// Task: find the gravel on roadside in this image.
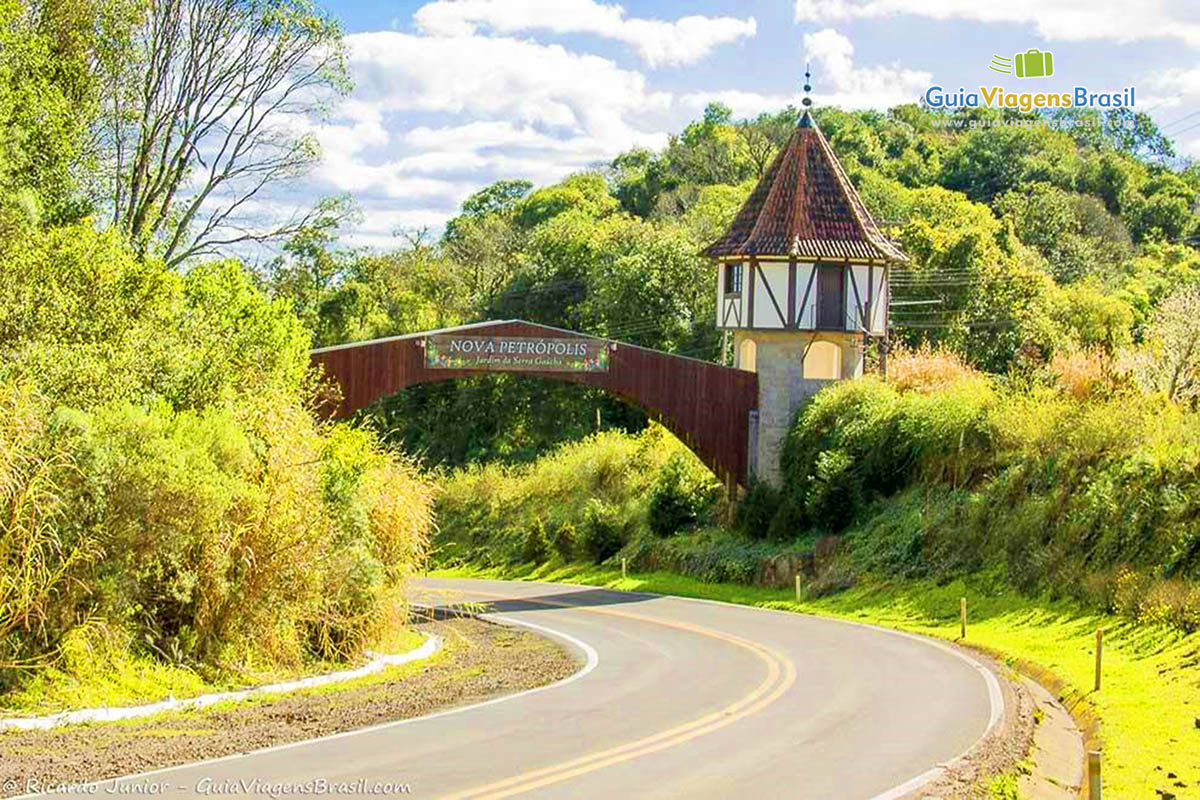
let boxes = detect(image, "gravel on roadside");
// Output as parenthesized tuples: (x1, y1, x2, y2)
(0, 618, 579, 796)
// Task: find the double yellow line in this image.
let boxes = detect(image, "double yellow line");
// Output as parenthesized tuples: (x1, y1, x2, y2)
(440, 591, 798, 800)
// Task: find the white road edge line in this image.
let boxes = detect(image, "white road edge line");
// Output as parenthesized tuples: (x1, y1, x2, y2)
(460, 578, 1006, 800)
(0, 636, 443, 732)
(9, 613, 600, 800)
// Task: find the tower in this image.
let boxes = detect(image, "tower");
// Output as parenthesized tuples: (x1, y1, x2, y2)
(702, 69, 907, 486)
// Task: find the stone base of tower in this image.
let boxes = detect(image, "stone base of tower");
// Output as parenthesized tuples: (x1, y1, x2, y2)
(733, 330, 865, 487)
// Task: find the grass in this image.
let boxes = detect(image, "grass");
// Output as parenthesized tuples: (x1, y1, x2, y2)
(0, 628, 428, 717)
(433, 561, 1200, 799)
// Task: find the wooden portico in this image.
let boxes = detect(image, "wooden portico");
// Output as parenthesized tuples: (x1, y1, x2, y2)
(311, 320, 760, 488)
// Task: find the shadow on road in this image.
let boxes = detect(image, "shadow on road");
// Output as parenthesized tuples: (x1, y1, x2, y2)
(415, 587, 654, 621)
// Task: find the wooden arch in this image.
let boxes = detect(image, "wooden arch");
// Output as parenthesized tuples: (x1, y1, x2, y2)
(311, 320, 759, 486)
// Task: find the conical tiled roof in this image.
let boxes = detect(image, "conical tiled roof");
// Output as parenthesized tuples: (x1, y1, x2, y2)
(702, 112, 906, 262)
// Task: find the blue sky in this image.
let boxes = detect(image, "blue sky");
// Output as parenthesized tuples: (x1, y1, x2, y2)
(281, 0, 1200, 249)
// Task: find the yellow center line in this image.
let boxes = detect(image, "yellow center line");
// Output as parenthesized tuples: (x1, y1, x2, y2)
(434, 589, 798, 800)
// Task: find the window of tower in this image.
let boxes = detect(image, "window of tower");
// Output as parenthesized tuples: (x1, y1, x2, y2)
(738, 338, 756, 373)
(803, 340, 841, 380)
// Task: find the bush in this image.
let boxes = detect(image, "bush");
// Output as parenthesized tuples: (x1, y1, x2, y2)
(647, 454, 719, 536)
(434, 425, 716, 565)
(581, 500, 626, 563)
(736, 482, 780, 540)
(0, 232, 437, 690)
(551, 521, 576, 561)
(775, 376, 997, 533)
(522, 518, 550, 564)
(887, 343, 979, 393)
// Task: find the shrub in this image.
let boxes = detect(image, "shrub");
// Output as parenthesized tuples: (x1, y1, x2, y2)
(581, 499, 625, 563)
(434, 425, 715, 565)
(887, 343, 979, 393)
(522, 518, 550, 564)
(1050, 348, 1112, 399)
(647, 453, 719, 537)
(736, 482, 781, 540)
(551, 521, 576, 561)
(0, 234, 437, 689)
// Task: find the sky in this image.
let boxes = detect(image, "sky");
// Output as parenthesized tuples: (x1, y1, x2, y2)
(284, 0, 1200, 249)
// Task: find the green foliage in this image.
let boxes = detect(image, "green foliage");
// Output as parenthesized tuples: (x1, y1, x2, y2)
(646, 453, 720, 537)
(0, 0, 102, 229)
(516, 173, 619, 229)
(551, 521, 576, 562)
(996, 182, 1132, 283)
(771, 369, 1200, 629)
(580, 499, 625, 564)
(0, 225, 309, 411)
(779, 377, 997, 531)
(1049, 281, 1134, 353)
(522, 518, 550, 564)
(735, 481, 782, 541)
(0, 226, 435, 696)
(626, 528, 804, 586)
(433, 425, 716, 566)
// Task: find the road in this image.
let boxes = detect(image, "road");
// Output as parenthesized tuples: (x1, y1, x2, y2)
(43, 578, 1002, 799)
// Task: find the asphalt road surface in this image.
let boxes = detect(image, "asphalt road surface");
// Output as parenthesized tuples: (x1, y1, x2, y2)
(37, 577, 1001, 800)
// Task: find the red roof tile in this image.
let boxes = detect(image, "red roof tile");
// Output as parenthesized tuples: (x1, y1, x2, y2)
(702, 113, 906, 263)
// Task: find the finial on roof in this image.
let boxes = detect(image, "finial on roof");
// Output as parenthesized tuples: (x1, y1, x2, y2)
(800, 62, 816, 127)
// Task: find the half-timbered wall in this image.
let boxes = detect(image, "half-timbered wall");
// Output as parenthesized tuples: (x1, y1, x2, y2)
(717, 260, 747, 328)
(752, 261, 789, 329)
(718, 259, 889, 336)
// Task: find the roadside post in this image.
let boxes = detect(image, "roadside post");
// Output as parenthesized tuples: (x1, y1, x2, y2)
(1088, 750, 1101, 799)
(795, 574, 802, 603)
(1094, 628, 1103, 692)
(621, 558, 627, 579)
(960, 597, 967, 639)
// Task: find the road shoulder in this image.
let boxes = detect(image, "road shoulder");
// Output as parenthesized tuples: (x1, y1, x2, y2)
(0, 618, 579, 798)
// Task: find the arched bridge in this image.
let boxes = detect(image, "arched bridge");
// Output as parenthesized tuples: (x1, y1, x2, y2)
(311, 320, 759, 487)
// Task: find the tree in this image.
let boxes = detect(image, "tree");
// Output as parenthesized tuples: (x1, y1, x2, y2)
(996, 183, 1133, 283)
(0, 0, 109, 230)
(101, 0, 349, 267)
(516, 173, 618, 230)
(1104, 109, 1174, 159)
(1125, 285, 1200, 406)
(736, 108, 798, 178)
(443, 180, 531, 307)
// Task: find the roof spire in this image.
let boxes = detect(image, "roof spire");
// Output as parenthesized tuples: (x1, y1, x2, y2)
(800, 62, 816, 128)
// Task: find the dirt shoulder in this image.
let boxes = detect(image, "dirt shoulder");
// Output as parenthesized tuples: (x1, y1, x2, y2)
(0, 618, 579, 797)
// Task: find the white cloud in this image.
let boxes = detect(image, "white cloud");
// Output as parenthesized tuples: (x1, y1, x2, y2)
(303, 31, 674, 241)
(414, 0, 756, 67)
(804, 28, 930, 109)
(794, 0, 1200, 47)
(1146, 66, 1200, 158)
(679, 90, 798, 118)
(684, 30, 929, 116)
(346, 32, 670, 141)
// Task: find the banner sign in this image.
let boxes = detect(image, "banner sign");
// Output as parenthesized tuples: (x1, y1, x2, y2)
(424, 335, 610, 372)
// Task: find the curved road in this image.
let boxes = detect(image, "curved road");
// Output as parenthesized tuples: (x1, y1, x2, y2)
(55, 578, 1001, 799)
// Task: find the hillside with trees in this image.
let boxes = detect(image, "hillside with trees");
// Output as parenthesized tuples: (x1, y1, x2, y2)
(0, 0, 432, 708)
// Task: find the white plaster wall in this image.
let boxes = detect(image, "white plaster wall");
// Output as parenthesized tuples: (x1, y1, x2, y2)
(752, 263, 789, 329)
(795, 263, 815, 329)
